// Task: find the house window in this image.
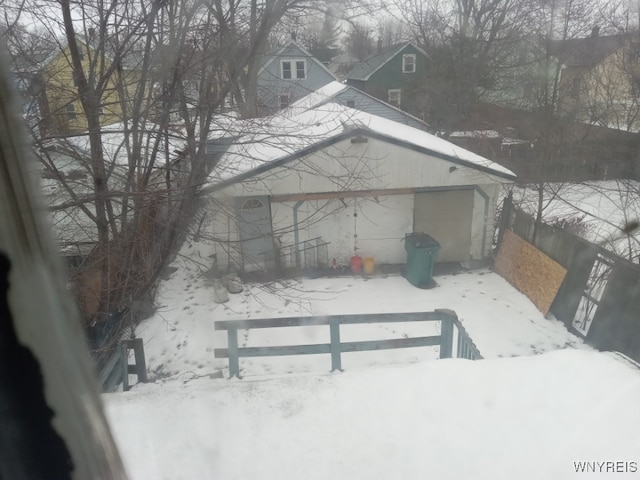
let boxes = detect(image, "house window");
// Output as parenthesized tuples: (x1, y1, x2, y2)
(280, 95, 290, 109)
(66, 103, 76, 120)
(296, 61, 306, 79)
(97, 105, 104, 115)
(346, 100, 355, 108)
(241, 198, 264, 210)
(570, 77, 581, 98)
(281, 59, 306, 79)
(282, 61, 291, 79)
(388, 89, 401, 107)
(402, 54, 416, 73)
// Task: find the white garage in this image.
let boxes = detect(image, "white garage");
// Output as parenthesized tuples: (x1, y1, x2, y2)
(203, 103, 514, 272)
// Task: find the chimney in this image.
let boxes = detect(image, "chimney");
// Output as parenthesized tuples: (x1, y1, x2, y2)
(591, 25, 600, 38)
(377, 38, 383, 53)
(291, 31, 297, 42)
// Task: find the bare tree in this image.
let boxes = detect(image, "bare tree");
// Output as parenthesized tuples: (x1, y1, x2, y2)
(0, 0, 317, 327)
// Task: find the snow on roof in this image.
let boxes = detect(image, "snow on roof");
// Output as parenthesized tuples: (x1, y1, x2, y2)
(66, 121, 186, 167)
(449, 130, 501, 139)
(288, 81, 348, 111)
(206, 103, 515, 187)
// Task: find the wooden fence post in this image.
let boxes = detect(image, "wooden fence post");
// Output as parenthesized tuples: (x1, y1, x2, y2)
(437, 310, 455, 359)
(120, 342, 129, 392)
(497, 191, 513, 250)
(329, 317, 342, 372)
(227, 327, 240, 378)
(131, 338, 148, 383)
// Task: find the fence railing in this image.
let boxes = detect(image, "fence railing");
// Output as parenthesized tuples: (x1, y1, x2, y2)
(498, 194, 640, 364)
(97, 338, 148, 392)
(215, 309, 482, 378)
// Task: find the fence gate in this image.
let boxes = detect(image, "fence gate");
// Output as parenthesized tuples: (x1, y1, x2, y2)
(571, 253, 613, 336)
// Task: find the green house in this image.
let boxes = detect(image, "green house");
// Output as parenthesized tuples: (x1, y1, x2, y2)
(345, 42, 429, 112)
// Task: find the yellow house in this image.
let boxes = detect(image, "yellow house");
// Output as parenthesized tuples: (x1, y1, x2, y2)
(553, 32, 640, 131)
(38, 39, 142, 135)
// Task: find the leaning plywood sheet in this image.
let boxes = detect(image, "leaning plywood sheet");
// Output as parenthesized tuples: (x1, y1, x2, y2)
(494, 230, 567, 315)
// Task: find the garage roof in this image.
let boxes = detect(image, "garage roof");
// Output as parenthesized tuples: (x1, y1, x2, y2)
(204, 103, 516, 192)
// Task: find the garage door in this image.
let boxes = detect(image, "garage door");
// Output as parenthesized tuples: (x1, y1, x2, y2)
(413, 190, 473, 262)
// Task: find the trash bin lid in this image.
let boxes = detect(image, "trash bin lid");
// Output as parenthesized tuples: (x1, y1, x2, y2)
(405, 232, 440, 248)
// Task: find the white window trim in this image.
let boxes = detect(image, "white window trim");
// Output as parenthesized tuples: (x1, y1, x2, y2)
(280, 59, 307, 80)
(388, 89, 401, 106)
(402, 54, 416, 73)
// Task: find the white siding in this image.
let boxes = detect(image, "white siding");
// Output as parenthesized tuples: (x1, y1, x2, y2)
(216, 137, 506, 198)
(211, 137, 509, 267)
(257, 43, 336, 113)
(332, 90, 428, 130)
(271, 195, 414, 266)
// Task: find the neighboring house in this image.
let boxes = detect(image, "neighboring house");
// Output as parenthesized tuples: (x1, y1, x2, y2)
(10, 50, 51, 135)
(41, 122, 187, 257)
(257, 39, 338, 114)
(37, 39, 142, 135)
(345, 42, 428, 113)
(203, 104, 515, 273)
(480, 38, 557, 112)
(289, 81, 431, 131)
(551, 31, 640, 131)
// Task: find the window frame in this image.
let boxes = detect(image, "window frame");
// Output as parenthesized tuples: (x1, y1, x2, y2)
(402, 54, 416, 73)
(388, 89, 402, 107)
(280, 59, 307, 80)
(241, 198, 265, 210)
(65, 102, 76, 120)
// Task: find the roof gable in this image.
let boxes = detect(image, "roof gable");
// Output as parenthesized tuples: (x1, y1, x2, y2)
(258, 40, 338, 80)
(346, 42, 428, 82)
(289, 81, 430, 129)
(550, 34, 628, 67)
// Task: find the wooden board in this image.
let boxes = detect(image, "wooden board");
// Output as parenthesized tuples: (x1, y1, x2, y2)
(495, 230, 567, 315)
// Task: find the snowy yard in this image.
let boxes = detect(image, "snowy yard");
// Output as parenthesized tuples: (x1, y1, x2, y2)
(103, 239, 640, 479)
(105, 350, 640, 480)
(136, 240, 585, 382)
(509, 180, 640, 260)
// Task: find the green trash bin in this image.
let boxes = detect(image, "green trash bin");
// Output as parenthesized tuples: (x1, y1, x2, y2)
(404, 233, 440, 288)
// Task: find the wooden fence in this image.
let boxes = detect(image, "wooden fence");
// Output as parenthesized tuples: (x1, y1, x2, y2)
(499, 195, 640, 363)
(215, 309, 481, 378)
(97, 338, 148, 392)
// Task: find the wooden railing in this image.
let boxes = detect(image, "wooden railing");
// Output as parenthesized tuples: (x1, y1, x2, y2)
(215, 309, 482, 378)
(97, 338, 148, 392)
(453, 316, 483, 360)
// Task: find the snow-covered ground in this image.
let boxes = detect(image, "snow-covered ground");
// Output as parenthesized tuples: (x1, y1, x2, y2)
(102, 236, 640, 479)
(136, 240, 585, 383)
(105, 349, 640, 480)
(509, 180, 640, 260)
